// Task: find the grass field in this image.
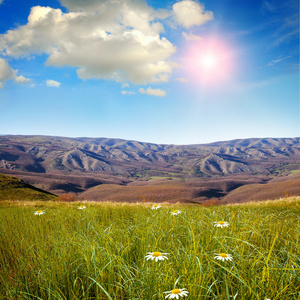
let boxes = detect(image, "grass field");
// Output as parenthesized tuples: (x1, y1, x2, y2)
(0, 174, 57, 201)
(0, 198, 299, 299)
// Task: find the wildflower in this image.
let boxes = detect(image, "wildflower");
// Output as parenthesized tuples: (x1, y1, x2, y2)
(34, 210, 45, 215)
(214, 253, 233, 262)
(78, 205, 86, 210)
(152, 204, 162, 210)
(145, 252, 168, 262)
(164, 288, 189, 299)
(171, 210, 181, 215)
(214, 221, 229, 228)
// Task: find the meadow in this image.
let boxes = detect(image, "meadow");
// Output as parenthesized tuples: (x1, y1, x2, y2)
(0, 198, 299, 299)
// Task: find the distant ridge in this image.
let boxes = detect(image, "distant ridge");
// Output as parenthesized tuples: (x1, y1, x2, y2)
(0, 135, 299, 175)
(0, 135, 300, 202)
(204, 137, 300, 148)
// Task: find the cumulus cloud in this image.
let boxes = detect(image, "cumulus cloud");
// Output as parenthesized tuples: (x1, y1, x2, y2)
(0, 1, 176, 85)
(0, 59, 14, 82)
(173, 1, 213, 28)
(138, 87, 166, 97)
(182, 32, 202, 41)
(0, 58, 30, 88)
(46, 79, 61, 87)
(15, 75, 31, 84)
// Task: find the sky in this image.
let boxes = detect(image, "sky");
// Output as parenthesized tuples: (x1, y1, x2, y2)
(0, 0, 299, 145)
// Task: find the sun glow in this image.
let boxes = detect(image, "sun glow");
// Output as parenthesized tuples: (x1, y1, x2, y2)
(184, 37, 234, 86)
(200, 54, 218, 70)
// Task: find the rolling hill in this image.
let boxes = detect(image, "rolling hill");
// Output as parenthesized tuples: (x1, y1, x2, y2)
(221, 173, 300, 204)
(1, 135, 299, 177)
(0, 135, 300, 203)
(0, 173, 57, 201)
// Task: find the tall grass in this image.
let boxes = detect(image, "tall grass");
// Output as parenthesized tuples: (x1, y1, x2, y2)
(0, 198, 299, 299)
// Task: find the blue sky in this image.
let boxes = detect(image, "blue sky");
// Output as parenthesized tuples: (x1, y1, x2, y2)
(0, 0, 299, 144)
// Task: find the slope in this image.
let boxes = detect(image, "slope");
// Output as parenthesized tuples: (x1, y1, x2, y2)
(221, 173, 300, 204)
(0, 173, 58, 201)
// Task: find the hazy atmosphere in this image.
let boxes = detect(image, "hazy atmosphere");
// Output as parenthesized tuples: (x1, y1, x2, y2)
(0, 0, 299, 144)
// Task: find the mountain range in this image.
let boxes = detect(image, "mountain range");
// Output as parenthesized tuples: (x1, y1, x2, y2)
(0, 135, 300, 203)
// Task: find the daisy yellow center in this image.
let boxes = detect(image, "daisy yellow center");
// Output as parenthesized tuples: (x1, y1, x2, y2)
(218, 221, 225, 225)
(37, 210, 42, 213)
(220, 253, 228, 257)
(154, 204, 158, 207)
(173, 210, 178, 213)
(152, 252, 162, 257)
(171, 289, 181, 294)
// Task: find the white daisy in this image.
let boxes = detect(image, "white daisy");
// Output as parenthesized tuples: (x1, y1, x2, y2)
(171, 210, 181, 215)
(214, 221, 229, 228)
(151, 204, 162, 210)
(164, 288, 189, 299)
(78, 205, 86, 210)
(34, 210, 45, 215)
(145, 252, 168, 262)
(214, 253, 233, 262)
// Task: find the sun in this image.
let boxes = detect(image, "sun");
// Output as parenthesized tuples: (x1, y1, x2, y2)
(184, 37, 234, 86)
(199, 53, 218, 71)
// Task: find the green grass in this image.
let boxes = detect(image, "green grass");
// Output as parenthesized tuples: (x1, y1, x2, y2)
(0, 173, 57, 201)
(0, 198, 299, 299)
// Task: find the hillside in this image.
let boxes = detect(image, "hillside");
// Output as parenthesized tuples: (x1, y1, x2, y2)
(0, 173, 57, 201)
(0, 135, 300, 202)
(80, 175, 269, 203)
(1, 135, 299, 178)
(221, 173, 300, 204)
(0, 169, 130, 194)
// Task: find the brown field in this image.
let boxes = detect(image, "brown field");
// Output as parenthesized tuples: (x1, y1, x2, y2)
(1, 169, 300, 205)
(79, 184, 192, 203)
(80, 173, 300, 204)
(0, 169, 129, 194)
(221, 176, 300, 204)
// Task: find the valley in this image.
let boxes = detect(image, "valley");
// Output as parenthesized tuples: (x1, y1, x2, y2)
(1, 135, 300, 203)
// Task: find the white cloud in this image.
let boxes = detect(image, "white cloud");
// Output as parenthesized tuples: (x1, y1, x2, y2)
(176, 77, 188, 83)
(0, 1, 176, 85)
(0, 58, 30, 88)
(46, 79, 61, 87)
(15, 75, 31, 84)
(122, 90, 135, 95)
(0, 59, 14, 82)
(182, 32, 202, 41)
(122, 83, 130, 88)
(138, 87, 166, 97)
(173, 1, 213, 28)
